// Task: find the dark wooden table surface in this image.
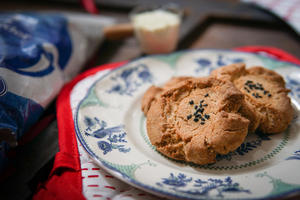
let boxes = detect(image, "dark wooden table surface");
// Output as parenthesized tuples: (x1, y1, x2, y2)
(1, 0, 300, 199)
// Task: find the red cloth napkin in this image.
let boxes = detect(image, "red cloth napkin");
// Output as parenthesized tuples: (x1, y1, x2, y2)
(235, 46, 300, 65)
(33, 47, 300, 200)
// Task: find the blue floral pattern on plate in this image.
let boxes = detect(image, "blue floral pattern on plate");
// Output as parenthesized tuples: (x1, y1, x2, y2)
(156, 173, 250, 198)
(84, 116, 130, 154)
(107, 63, 153, 96)
(286, 150, 300, 160)
(195, 54, 244, 73)
(286, 75, 300, 101)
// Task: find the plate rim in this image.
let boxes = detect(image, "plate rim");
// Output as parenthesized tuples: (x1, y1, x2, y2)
(74, 48, 300, 200)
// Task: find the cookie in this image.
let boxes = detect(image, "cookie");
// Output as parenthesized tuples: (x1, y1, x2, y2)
(211, 63, 293, 134)
(146, 77, 249, 165)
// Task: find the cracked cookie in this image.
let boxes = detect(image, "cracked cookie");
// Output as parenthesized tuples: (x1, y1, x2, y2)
(211, 63, 293, 134)
(145, 77, 249, 165)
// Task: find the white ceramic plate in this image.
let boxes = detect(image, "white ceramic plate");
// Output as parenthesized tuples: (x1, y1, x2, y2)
(74, 49, 300, 200)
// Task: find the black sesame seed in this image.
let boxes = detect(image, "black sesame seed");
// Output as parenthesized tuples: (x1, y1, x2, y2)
(203, 104, 208, 107)
(200, 100, 204, 104)
(201, 117, 205, 121)
(189, 100, 194, 105)
(187, 115, 192, 120)
(204, 114, 210, 119)
(194, 105, 198, 109)
(204, 94, 209, 97)
(246, 80, 253, 85)
(200, 108, 204, 113)
(200, 122, 205, 125)
(194, 118, 199, 122)
(195, 114, 201, 118)
(268, 94, 272, 97)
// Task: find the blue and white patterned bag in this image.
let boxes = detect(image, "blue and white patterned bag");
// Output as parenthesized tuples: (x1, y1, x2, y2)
(0, 12, 114, 172)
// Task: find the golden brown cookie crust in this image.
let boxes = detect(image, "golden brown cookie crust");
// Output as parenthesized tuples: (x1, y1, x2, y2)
(141, 76, 193, 116)
(146, 77, 249, 165)
(211, 63, 293, 134)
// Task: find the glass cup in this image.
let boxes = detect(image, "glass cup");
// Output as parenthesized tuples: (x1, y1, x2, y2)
(130, 4, 182, 54)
